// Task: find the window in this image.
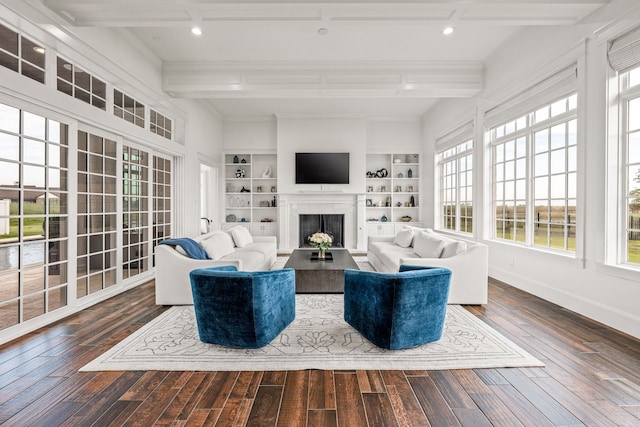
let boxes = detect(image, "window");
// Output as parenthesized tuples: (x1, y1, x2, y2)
(437, 139, 473, 233)
(152, 155, 172, 265)
(0, 23, 46, 83)
(76, 131, 118, 297)
(150, 109, 172, 140)
(114, 90, 145, 128)
(123, 146, 150, 278)
(489, 93, 577, 252)
(607, 27, 640, 267)
(620, 66, 640, 264)
(0, 103, 69, 330)
(56, 58, 107, 110)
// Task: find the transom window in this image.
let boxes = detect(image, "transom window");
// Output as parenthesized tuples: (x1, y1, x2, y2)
(489, 93, 577, 252)
(0, 23, 46, 84)
(114, 90, 145, 128)
(150, 109, 172, 141)
(56, 58, 107, 111)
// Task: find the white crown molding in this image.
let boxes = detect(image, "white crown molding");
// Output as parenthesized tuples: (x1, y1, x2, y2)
(42, 0, 606, 27)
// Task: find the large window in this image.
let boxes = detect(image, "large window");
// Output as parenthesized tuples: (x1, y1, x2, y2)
(152, 155, 172, 265)
(489, 93, 577, 252)
(0, 103, 69, 330)
(621, 66, 640, 264)
(76, 131, 118, 298)
(123, 146, 150, 279)
(438, 139, 473, 233)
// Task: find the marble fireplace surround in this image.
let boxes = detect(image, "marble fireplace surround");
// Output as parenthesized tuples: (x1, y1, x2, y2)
(277, 193, 366, 251)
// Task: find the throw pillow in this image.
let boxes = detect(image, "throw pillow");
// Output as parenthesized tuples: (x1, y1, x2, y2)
(440, 236, 468, 258)
(393, 228, 414, 248)
(413, 231, 445, 258)
(229, 226, 253, 248)
(200, 231, 235, 260)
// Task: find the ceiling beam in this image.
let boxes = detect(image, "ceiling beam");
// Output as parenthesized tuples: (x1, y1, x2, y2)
(162, 61, 484, 99)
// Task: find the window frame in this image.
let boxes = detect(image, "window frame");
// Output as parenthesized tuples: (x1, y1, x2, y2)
(488, 93, 578, 253)
(436, 138, 474, 235)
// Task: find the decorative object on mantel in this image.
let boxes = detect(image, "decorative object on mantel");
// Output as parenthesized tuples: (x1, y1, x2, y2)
(401, 216, 412, 222)
(262, 165, 272, 178)
(308, 232, 332, 260)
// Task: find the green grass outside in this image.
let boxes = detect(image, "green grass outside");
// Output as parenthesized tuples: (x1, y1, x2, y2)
(0, 202, 59, 239)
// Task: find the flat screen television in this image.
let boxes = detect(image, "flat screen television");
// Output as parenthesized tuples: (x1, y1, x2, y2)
(295, 152, 350, 184)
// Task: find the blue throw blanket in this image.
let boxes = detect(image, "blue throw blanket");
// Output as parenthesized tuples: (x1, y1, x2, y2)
(160, 238, 210, 260)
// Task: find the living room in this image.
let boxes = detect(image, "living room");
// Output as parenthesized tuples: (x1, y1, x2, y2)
(0, 1, 640, 348)
(1, 0, 640, 424)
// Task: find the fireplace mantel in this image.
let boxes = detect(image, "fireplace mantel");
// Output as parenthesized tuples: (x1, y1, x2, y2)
(277, 193, 366, 251)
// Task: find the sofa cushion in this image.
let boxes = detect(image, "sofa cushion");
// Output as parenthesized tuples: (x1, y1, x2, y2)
(369, 241, 413, 259)
(413, 231, 445, 258)
(440, 236, 468, 258)
(378, 249, 420, 270)
(242, 242, 275, 258)
(393, 228, 414, 248)
(220, 251, 265, 271)
(229, 226, 253, 248)
(201, 231, 235, 260)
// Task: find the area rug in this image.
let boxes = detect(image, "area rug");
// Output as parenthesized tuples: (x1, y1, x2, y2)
(80, 294, 543, 372)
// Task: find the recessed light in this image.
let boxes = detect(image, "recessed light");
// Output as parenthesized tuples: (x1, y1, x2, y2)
(32, 46, 45, 54)
(191, 26, 202, 36)
(442, 26, 454, 36)
(318, 28, 328, 36)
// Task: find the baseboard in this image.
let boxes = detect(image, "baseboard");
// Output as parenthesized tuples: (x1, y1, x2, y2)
(489, 266, 640, 339)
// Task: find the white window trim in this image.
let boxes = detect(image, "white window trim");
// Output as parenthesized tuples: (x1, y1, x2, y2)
(436, 121, 474, 234)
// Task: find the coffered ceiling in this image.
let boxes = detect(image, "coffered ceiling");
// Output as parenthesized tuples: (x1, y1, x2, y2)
(40, 0, 608, 118)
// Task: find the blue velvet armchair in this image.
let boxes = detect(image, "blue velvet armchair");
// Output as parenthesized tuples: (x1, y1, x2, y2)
(189, 266, 296, 348)
(343, 265, 452, 350)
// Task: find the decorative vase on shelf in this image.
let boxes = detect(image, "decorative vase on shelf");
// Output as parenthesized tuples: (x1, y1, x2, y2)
(233, 155, 239, 163)
(407, 168, 413, 178)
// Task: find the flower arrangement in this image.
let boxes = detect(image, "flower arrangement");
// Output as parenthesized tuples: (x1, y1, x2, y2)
(308, 232, 332, 252)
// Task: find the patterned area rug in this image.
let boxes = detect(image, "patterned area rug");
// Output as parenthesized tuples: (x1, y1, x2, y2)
(81, 294, 543, 372)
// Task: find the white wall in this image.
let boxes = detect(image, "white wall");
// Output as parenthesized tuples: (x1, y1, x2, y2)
(422, 0, 640, 338)
(276, 117, 367, 194)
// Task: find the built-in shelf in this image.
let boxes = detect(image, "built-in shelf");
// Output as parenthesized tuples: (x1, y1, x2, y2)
(366, 153, 420, 227)
(224, 152, 278, 237)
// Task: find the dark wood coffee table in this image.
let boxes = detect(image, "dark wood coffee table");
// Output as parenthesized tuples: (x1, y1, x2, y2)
(284, 248, 359, 293)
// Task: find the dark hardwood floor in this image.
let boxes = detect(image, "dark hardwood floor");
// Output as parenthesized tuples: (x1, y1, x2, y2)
(1, 278, 639, 426)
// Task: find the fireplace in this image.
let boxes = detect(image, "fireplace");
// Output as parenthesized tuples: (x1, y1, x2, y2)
(299, 214, 344, 248)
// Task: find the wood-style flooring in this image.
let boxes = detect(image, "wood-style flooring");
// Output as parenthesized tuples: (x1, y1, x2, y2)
(1, 278, 639, 426)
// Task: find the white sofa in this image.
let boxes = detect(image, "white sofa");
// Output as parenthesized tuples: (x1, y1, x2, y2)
(367, 227, 488, 304)
(155, 228, 277, 305)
